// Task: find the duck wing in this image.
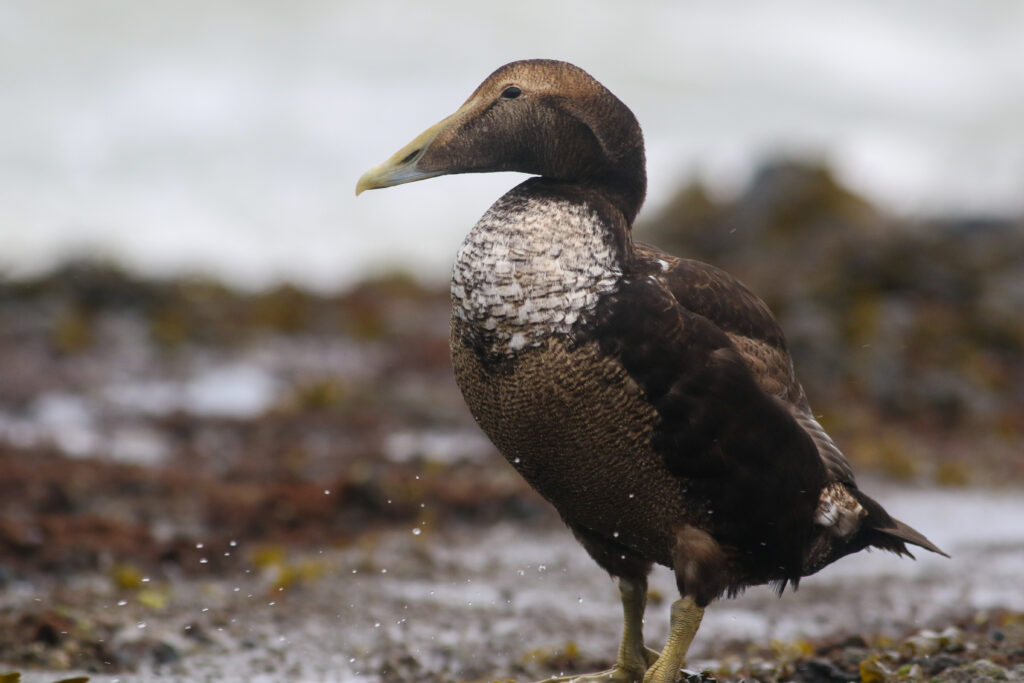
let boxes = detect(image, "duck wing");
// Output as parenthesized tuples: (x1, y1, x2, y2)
(582, 271, 830, 578)
(632, 241, 857, 485)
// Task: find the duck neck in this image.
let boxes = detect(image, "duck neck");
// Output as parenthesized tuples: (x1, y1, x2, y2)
(585, 161, 646, 226)
(554, 97, 647, 225)
(494, 82, 649, 226)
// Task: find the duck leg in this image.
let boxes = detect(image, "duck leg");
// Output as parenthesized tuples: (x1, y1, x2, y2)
(641, 597, 705, 683)
(535, 575, 655, 683)
(641, 524, 723, 682)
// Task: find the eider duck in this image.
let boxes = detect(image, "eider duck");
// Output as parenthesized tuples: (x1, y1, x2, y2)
(357, 59, 946, 683)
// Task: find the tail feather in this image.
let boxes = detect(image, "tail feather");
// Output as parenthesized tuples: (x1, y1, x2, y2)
(851, 488, 949, 558)
(875, 518, 949, 558)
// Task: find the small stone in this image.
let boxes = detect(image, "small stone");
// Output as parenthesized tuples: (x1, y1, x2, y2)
(900, 631, 942, 657)
(836, 646, 870, 671)
(793, 657, 858, 682)
(943, 659, 1011, 682)
(151, 640, 181, 665)
(938, 625, 965, 650)
(918, 653, 961, 676)
(859, 654, 894, 683)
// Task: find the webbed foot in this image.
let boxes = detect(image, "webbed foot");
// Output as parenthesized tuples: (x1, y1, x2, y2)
(532, 576, 657, 683)
(642, 666, 715, 683)
(535, 664, 646, 683)
(531, 641, 655, 682)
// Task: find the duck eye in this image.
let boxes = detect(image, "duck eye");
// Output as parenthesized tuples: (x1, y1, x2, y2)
(501, 86, 522, 99)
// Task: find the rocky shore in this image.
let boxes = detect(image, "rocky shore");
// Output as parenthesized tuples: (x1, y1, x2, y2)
(2, 162, 1022, 681)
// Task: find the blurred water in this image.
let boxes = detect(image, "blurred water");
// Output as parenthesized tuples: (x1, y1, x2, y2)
(2, 0, 1022, 290)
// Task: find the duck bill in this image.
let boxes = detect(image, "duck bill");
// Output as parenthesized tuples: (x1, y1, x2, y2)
(355, 111, 460, 195)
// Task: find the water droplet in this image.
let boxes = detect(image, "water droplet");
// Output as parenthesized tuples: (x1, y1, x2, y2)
(538, 564, 547, 573)
(577, 596, 584, 604)
(137, 622, 147, 629)
(351, 569, 358, 574)
(324, 489, 331, 495)
(195, 542, 204, 549)
(229, 540, 238, 547)
(199, 558, 208, 564)
(513, 457, 521, 463)
(381, 568, 387, 574)
(350, 658, 356, 663)
(141, 577, 151, 583)
(411, 528, 422, 536)
(268, 601, 276, 606)
(612, 531, 619, 538)
(117, 600, 127, 607)
(233, 587, 240, 592)
(374, 622, 381, 628)
(628, 493, 635, 499)
(201, 607, 209, 612)
(516, 569, 525, 576)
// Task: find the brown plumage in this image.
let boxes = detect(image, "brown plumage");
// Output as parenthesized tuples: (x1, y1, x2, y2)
(358, 59, 946, 683)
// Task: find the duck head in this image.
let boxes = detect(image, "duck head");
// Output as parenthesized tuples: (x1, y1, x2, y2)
(356, 59, 647, 223)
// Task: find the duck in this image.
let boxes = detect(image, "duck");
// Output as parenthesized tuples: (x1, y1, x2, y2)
(356, 59, 946, 683)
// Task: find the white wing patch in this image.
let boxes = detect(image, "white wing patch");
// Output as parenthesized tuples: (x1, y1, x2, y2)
(814, 482, 866, 538)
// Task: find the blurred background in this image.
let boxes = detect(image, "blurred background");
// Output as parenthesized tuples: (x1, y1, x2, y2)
(1, 1, 1023, 681)
(3, 1, 1023, 287)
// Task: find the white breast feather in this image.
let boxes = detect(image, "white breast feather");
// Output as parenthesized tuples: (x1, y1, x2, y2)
(452, 191, 621, 356)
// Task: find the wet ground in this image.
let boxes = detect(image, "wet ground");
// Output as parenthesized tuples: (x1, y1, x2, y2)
(1, 265, 1023, 682)
(4, 486, 1024, 683)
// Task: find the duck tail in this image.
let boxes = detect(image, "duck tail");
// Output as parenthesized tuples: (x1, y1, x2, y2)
(852, 489, 949, 558)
